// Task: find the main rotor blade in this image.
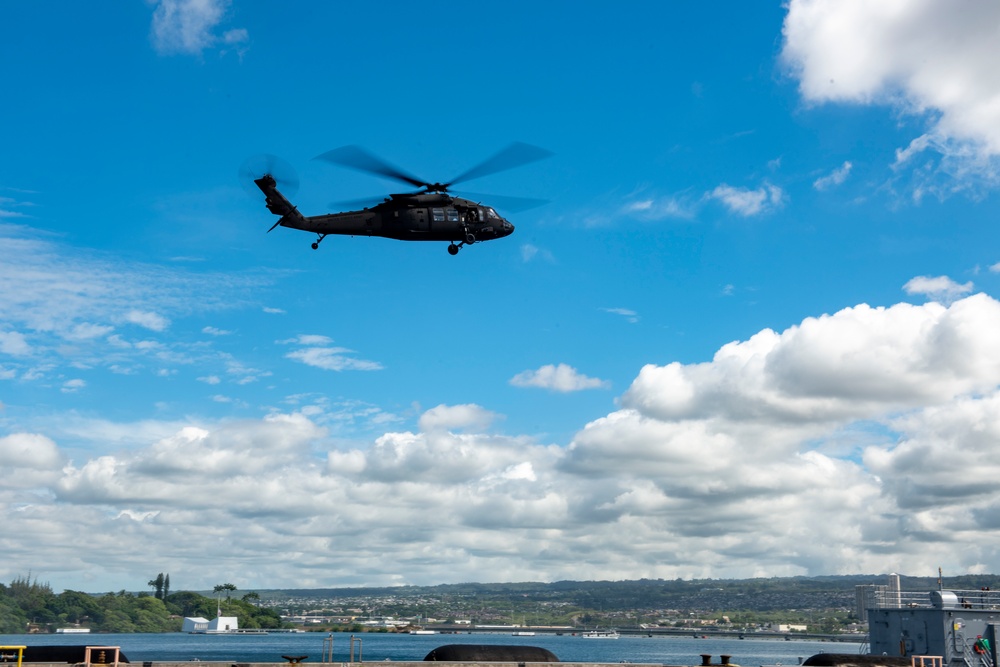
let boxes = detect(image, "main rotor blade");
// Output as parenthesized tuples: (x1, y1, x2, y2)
(313, 145, 428, 189)
(447, 142, 553, 187)
(327, 195, 390, 210)
(460, 191, 550, 213)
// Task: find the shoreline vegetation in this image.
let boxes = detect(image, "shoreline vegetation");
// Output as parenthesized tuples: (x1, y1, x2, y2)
(4, 572, 1000, 636)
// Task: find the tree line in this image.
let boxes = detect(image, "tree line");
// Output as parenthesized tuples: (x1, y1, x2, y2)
(0, 574, 283, 634)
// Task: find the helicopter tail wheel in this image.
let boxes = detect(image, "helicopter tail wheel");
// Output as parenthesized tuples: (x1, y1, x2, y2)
(311, 234, 328, 250)
(447, 243, 460, 256)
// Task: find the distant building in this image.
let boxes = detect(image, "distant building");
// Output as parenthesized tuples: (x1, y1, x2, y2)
(855, 583, 888, 622)
(208, 616, 238, 633)
(768, 623, 807, 632)
(183, 615, 239, 633)
(182, 617, 210, 633)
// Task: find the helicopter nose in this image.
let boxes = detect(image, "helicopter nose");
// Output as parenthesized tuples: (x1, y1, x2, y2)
(502, 220, 514, 236)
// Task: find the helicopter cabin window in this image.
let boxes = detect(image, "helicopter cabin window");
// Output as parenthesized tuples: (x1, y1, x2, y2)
(431, 208, 445, 222)
(446, 208, 460, 222)
(486, 207, 500, 219)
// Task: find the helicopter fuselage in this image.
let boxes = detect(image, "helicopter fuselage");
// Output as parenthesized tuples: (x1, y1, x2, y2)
(292, 194, 514, 243)
(254, 175, 514, 253)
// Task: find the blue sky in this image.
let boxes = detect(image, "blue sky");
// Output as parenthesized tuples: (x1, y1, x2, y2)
(5, 0, 1000, 593)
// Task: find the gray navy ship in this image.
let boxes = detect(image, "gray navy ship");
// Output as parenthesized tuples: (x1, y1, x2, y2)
(813, 574, 1000, 667)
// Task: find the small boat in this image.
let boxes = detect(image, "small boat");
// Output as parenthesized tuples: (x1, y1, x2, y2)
(512, 631, 536, 636)
(582, 629, 620, 639)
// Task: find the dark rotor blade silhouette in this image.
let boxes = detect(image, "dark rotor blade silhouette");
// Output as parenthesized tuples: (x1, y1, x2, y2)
(459, 191, 550, 213)
(327, 195, 390, 210)
(313, 145, 428, 189)
(238, 154, 299, 198)
(446, 142, 553, 188)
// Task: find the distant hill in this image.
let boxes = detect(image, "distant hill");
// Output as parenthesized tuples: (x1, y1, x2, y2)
(243, 573, 1000, 612)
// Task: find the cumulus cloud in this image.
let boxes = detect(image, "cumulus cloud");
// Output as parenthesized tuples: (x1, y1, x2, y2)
(10, 294, 1000, 590)
(782, 0, 1000, 191)
(510, 364, 610, 392)
(149, 0, 249, 56)
(0, 433, 63, 469)
(903, 275, 974, 304)
(418, 404, 497, 433)
(814, 161, 853, 190)
(709, 183, 784, 216)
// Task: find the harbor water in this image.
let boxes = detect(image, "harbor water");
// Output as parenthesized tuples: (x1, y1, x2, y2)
(0, 632, 861, 665)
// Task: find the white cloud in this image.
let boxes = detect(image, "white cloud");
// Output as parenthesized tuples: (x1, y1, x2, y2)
(197, 375, 221, 385)
(520, 244, 554, 263)
(418, 404, 498, 433)
(124, 310, 170, 332)
(709, 183, 784, 216)
(61, 379, 86, 393)
(782, 0, 1000, 191)
(202, 326, 232, 336)
(0, 330, 31, 356)
(989, 263, 1000, 274)
(68, 323, 115, 340)
(281, 334, 382, 372)
(813, 161, 853, 190)
(149, 0, 248, 56)
(0, 433, 63, 469)
(622, 195, 696, 220)
(903, 275, 974, 304)
(12, 295, 1000, 590)
(0, 225, 273, 384)
(286, 347, 383, 372)
(602, 307, 639, 324)
(511, 364, 610, 393)
(279, 334, 333, 346)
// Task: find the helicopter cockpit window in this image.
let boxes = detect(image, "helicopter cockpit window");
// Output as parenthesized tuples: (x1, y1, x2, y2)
(446, 208, 460, 222)
(486, 207, 500, 219)
(432, 208, 445, 222)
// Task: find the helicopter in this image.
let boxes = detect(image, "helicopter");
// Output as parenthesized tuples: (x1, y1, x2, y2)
(241, 143, 551, 256)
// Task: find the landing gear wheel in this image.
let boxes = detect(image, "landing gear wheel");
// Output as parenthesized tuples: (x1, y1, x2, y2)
(447, 244, 460, 256)
(311, 242, 319, 250)
(311, 233, 328, 250)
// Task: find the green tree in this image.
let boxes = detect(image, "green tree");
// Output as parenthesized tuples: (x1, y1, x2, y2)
(148, 573, 165, 600)
(213, 583, 237, 600)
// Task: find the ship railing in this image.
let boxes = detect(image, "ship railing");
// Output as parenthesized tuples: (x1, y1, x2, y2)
(872, 589, 1000, 610)
(962, 638, 994, 667)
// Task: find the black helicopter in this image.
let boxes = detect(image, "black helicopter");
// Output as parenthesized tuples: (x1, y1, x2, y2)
(242, 143, 551, 255)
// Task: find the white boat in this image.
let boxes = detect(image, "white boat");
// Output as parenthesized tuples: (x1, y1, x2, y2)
(582, 629, 620, 639)
(512, 631, 536, 636)
(409, 630, 437, 635)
